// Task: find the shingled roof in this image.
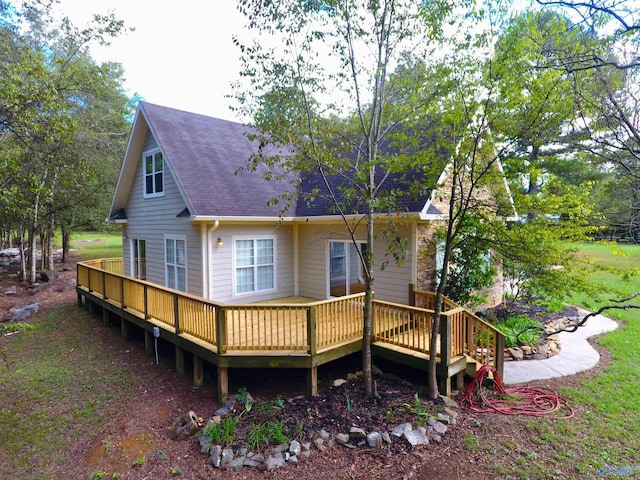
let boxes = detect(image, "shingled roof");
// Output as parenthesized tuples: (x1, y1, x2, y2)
(110, 102, 443, 221)
(142, 102, 296, 217)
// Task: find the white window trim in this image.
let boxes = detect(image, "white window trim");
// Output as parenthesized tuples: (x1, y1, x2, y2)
(142, 148, 165, 199)
(327, 239, 366, 298)
(129, 238, 146, 280)
(164, 235, 187, 292)
(232, 235, 277, 297)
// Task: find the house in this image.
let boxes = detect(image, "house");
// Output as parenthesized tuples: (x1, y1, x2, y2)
(107, 102, 511, 308)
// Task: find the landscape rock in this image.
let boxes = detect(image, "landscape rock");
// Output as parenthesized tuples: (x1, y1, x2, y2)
(248, 453, 265, 463)
(7, 303, 40, 321)
(335, 433, 350, 445)
(349, 427, 366, 439)
(439, 395, 458, 409)
(431, 421, 448, 435)
(392, 422, 413, 438)
(4, 285, 17, 295)
(214, 398, 236, 418)
(333, 378, 347, 387)
(39, 270, 60, 282)
(436, 413, 451, 424)
(273, 444, 287, 454)
(221, 448, 234, 466)
(266, 453, 286, 470)
(198, 436, 211, 453)
(404, 428, 429, 447)
(289, 440, 301, 456)
(169, 411, 199, 440)
(227, 457, 245, 469)
(243, 457, 263, 468)
(366, 432, 383, 449)
(313, 438, 326, 451)
(209, 445, 222, 468)
(508, 347, 524, 361)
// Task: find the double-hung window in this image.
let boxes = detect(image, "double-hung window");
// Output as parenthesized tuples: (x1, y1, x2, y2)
(143, 150, 164, 197)
(234, 238, 275, 295)
(165, 236, 186, 291)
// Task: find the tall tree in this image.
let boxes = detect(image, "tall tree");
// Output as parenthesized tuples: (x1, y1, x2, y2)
(0, 0, 131, 279)
(234, 0, 469, 397)
(529, 1, 640, 239)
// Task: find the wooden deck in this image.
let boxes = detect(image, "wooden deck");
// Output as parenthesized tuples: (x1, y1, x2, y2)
(76, 258, 504, 399)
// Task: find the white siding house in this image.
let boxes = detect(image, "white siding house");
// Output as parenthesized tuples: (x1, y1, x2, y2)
(108, 102, 510, 307)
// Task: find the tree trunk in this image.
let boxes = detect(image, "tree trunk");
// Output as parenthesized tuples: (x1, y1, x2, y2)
(427, 181, 457, 400)
(29, 216, 39, 284)
(526, 145, 540, 221)
(18, 223, 27, 283)
(48, 212, 55, 270)
(61, 225, 71, 263)
(361, 209, 375, 397)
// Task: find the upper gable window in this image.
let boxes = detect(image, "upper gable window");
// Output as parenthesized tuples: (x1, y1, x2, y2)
(143, 150, 164, 198)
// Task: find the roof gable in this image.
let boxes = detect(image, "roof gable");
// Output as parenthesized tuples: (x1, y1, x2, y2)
(111, 103, 514, 222)
(141, 102, 294, 218)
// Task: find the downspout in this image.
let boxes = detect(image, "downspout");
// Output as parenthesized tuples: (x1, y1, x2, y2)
(202, 220, 220, 299)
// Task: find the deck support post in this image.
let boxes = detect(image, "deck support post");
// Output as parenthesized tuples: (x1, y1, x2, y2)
(77, 291, 83, 307)
(193, 355, 203, 387)
(87, 299, 94, 314)
(437, 375, 451, 397)
(495, 334, 505, 380)
(455, 370, 465, 391)
(175, 346, 185, 376)
(102, 308, 110, 327)
(120, 318, 131, 340)
(144, 330, 154, 356)
(307, 367, 318, 397)
(217, 367, 228, 402)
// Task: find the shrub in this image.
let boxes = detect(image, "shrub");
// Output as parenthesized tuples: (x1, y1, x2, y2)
(202, 414, 241, 446)
(496, 315, 543, 348)
(245, 420, 290, 452)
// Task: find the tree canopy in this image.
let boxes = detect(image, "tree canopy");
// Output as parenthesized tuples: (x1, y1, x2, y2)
(0, 0, 133, 278)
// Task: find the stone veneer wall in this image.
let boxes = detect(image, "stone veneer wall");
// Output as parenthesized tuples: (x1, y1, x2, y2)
(416, 220, 504, 309)
(415, 158, 510, 309)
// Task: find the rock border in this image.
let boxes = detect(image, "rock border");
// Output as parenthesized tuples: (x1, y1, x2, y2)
(503, 316, 581, 361)
(189, 391, 458, 472)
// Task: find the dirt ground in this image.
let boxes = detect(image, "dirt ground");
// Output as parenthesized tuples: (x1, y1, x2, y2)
(0, 255, 612, 480)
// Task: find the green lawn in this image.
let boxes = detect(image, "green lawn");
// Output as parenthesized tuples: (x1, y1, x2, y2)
(483, 242, 640, 479)
(69, 231, 123, 261)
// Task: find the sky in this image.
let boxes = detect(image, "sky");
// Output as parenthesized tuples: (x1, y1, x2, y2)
(56, 0, 247, 122)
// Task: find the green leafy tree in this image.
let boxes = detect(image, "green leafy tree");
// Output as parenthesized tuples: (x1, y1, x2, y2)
(0, 0, 131, 278)
(234, 0, 469, 397)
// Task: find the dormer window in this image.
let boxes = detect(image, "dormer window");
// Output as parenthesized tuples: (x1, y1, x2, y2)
(143, 150, 164, 197)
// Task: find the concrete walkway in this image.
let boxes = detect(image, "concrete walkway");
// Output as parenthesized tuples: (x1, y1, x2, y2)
(502, 310, 619, 385)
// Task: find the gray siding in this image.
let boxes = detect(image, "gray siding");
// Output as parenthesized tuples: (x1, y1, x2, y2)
(297, 222, 413, 304)
(209, 224, 295, 304)
(122, 132, 203, 296)
(297, 224, 332, 300)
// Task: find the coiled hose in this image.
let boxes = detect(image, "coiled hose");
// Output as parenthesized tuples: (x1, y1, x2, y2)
(461, 365, 574, 418)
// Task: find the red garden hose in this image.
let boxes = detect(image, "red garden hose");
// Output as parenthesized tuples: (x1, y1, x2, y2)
(461, 365, 574, 418)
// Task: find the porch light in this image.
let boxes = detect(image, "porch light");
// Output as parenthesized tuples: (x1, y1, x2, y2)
(216, 237, 223, 247)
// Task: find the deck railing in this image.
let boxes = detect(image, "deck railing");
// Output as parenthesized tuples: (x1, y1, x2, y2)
(77, 259, 503, 375)
(77, 259, 365, 355)
(411, 285, 504, 376)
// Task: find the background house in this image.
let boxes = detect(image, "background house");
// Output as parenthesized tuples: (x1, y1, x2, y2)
(108, 102, 509, 307)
